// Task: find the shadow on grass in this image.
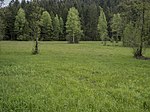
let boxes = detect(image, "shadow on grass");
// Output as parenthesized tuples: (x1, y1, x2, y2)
(135, 56, 150, 60)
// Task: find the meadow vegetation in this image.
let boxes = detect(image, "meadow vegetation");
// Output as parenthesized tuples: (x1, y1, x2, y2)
(0, 41, 150, 112)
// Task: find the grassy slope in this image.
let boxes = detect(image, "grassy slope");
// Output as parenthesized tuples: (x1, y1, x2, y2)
(0, 41, 150, 112)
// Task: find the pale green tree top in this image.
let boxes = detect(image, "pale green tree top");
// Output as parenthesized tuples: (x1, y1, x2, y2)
(40, 11, 52, 27)
(66, 7, 83, 35)
(15, 8, 26, 32)
(53, 14, 60, 33)
(97, 6, 108, 40)
(59, 17, 64, 34)
(111, 13, 122, 32)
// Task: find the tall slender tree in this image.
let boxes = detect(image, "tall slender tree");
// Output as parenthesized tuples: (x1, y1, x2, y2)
(97, 6, 108, 45)
(53, 14, 60, 40)
(66, 7, 83, 43)
(40, 11, 52, 41)
(14, 8, 28, 40)
(29, 0, 43, 54)
(111, 13, 122, 43)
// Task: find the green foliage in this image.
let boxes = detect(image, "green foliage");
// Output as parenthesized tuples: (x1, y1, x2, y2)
(14, 8, 28, 40)
(28, 1, 43, 39)
(121, 0, 150, 57)
(111, 13, 122, 42)
(0, 19, 5, 40)
(123, 23, 141, 47)
(53, 14, 60, 40)
(28, 1, 43, 54)
(1, 0, 150, 41)
(66, 7, 83, 43)
(59, 17, 64, 40)
(97, 6, 108, 45)
(3, 0, 20, 40)
(144, 6, 150, 45)
(40, 11, 52, 41)
(0, 41, 150, 112)
(0, 9, 5, 40)
(85, 3, 99, 40)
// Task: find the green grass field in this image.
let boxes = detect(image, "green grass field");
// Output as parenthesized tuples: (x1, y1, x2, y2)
(0, 41, 150, 112)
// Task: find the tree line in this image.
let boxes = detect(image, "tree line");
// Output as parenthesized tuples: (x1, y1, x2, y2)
(0, 0, 150, 57)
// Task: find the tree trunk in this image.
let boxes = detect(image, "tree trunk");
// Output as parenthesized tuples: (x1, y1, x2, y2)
(116, 33, 118, 43)
(104, 39, 106, 46)
(35, 36, 38, 53)
(135, 0, 145, 58)
(33, 32, 39, 55)
(73, 33, 75, 43)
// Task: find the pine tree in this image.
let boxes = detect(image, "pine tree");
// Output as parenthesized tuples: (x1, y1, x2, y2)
(111, 13, 122, 43)
(40, 11, 52, 40)
(53, 14, 60, 40)
(97, 6, 108, 45)
(66, 7, 83, 43)
(14, 8, 28, 40)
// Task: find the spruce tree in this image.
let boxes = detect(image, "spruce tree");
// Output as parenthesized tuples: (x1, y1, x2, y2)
(111, 13, 122, 43)
(40, 11, 52, 40)
(66, 7, 83, 43)
(14, 8, 28, 40)
(97, 6, 108, 45)
(53, 14, 60, 40)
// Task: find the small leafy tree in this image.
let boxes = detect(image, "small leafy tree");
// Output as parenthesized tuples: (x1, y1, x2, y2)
(29, 1, 43, 55)
(97, 6, 108, 46)
(123, 0, 150, 58)
(111, 13, 122, 43)
(53, 14, 60, 40)
(40, 11, 52, 40)
(66, 7, 83, 43)
(123, 22, 141, 48)
(14, 8, 28, 40)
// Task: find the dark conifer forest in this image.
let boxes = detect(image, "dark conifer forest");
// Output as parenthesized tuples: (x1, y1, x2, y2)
(0, 0, 149, 41)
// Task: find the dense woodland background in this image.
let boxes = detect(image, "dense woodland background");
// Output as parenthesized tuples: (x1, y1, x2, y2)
(0, 0, 149, 43)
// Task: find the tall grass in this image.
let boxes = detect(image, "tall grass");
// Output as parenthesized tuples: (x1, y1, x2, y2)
(0, 41, 150, 112)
